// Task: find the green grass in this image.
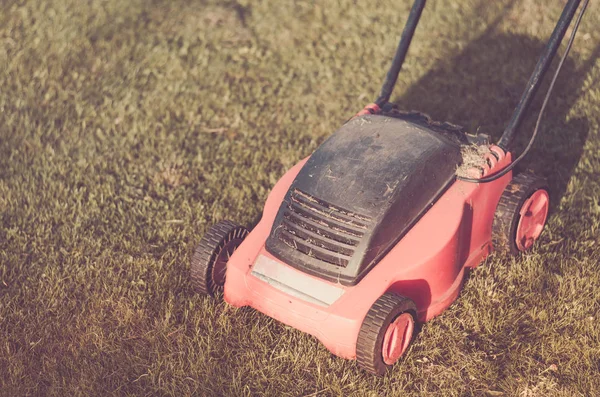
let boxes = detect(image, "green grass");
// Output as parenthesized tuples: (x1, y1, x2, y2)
(1, 0, 599, 395)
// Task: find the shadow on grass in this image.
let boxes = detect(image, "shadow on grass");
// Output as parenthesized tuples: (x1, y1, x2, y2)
(393, 28, 597, 212)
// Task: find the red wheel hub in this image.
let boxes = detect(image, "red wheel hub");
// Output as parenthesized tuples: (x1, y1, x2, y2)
(516, 189, 549, 251)
(382, 312, 414, 365)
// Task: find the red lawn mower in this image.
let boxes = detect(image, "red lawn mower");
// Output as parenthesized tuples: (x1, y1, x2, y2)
(190, 0, 589, 375)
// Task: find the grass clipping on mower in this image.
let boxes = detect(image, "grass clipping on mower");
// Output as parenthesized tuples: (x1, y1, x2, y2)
(456, 144, 493, 178)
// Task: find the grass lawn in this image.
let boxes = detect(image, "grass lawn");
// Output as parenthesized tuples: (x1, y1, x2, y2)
(1, 0, 599, 395)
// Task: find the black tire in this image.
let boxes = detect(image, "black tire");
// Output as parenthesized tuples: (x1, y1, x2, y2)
(356, 293, 417, 375)
(190, 220, 249, 296)
(492, 172, 549, 256)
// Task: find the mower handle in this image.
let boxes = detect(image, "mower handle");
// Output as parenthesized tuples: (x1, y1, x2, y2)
(375, 0, 585, 152)
(375, 0, 426, 107)
(498, 0, 583, 150)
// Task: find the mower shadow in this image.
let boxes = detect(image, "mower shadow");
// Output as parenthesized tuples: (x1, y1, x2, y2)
(392, 31, 597, 212)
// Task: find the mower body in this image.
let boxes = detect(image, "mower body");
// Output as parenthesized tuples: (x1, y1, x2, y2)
(224, 114, 513, 359)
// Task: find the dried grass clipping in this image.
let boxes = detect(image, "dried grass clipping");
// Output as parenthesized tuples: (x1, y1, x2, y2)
(456, 144, 493, 178)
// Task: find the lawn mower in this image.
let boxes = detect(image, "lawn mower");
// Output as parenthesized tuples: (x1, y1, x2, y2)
(190, 0, 590, 375)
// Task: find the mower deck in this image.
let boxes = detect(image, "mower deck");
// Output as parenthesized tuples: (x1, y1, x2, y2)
(224, 137, 512, 359)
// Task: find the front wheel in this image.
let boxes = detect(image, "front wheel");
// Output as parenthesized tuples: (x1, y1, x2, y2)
(356, 293, 417, 375)
(190, 220, 249, 297)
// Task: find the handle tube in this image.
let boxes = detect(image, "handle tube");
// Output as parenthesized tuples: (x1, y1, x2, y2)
(375, 0, 426, 107)
(497, 0, 582, 150)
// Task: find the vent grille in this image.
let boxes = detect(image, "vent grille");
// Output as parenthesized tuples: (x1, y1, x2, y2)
(276, 189, 371, 268)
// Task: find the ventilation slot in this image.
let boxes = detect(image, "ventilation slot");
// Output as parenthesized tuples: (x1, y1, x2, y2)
(276, 189, 371, 268)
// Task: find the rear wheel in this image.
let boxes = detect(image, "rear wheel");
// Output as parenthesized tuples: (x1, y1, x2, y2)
(492, 172, 550, 255)
(356, 293, 417, 375)
(190, 220, 249, 296)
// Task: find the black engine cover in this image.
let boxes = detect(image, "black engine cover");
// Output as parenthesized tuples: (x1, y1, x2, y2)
(265, 114, 463, 286)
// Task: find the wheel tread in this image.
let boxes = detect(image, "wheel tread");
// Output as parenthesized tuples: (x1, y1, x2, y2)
(492, 172, 548, 255)
(356, 293, 417, 375)
(190, 220, 248, 296)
